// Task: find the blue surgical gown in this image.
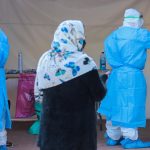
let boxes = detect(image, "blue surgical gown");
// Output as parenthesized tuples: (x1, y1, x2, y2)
(0, 29, 11, 130)
(98, 26, 150, 128)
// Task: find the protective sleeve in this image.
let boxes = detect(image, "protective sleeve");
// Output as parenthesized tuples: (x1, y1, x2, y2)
(146, 30, 150, 49)
(0, 29, 10, 66)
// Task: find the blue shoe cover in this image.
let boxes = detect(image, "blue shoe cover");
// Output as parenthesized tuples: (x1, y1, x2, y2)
(0, 145, 7, 150)
(121, 138, 150, 149)
(104, 133, 123, 146)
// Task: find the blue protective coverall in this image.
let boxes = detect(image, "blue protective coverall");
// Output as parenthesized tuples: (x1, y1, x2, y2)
(0, 29, 11, 131)
(98, 26, 150, 128)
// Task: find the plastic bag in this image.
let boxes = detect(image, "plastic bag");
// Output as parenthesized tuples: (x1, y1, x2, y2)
(15, 74, 35, 118)
(28, 102, 42, 135)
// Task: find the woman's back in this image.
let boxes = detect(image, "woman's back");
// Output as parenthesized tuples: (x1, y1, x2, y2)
(39, 70, 106, 150)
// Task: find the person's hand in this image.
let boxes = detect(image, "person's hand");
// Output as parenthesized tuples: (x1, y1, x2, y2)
(105, 71, 111, 76)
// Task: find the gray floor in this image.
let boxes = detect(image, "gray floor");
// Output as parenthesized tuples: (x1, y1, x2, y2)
(8, 120, 150, 150)
(8, 121, 39, 150)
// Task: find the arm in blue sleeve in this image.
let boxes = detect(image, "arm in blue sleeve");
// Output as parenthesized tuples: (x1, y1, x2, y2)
(0, 29, 10, 66)
(146, 30, 150, 49)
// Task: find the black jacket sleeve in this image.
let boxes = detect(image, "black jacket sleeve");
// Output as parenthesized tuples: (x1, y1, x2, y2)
(80, 69, 106, 102)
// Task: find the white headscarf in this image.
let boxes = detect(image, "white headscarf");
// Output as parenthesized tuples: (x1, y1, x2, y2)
(34, 20, 97, 102)
(123, 8, 144, 28)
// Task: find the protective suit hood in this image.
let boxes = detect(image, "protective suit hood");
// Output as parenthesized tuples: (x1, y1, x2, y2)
(123, 8, 144, 28)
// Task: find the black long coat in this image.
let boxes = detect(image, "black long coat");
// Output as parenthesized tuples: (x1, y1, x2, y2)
(38, 70, 106, 150)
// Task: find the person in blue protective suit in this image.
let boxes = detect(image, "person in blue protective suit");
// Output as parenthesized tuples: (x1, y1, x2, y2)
(0, 29, 11, 150)
(97, 8, 150, 149)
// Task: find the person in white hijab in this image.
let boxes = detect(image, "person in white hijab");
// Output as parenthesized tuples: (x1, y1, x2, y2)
(98, 8, 150, 149)
(35, 20, 106, 150)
